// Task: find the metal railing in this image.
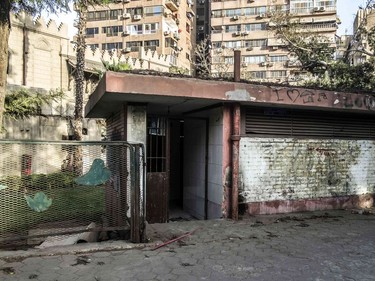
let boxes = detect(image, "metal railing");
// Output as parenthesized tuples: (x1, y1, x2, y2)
(0, 140, 145, 249)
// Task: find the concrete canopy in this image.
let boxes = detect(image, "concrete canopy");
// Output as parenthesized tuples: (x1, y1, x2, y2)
(85, 71, 375, 118)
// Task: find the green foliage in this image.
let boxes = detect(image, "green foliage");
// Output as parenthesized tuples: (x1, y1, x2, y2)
(102, 60, 132, 72)
(9, 0, 70, 16)
(4, 88, 64, 119)
(169, 66, 190, 75)
(305, 62, 375, 92)
(269, 11, 335, 76)
(0, 172, 76, 190)
(0, 175, 23, 190)
(24, 191, 52, 212)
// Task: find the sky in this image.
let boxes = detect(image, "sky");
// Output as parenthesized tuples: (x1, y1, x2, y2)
(44, 0, 369, 39)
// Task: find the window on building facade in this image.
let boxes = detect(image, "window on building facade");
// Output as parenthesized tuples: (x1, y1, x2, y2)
(109, 9, 122, 19)
(244, 39, 267, 48)
(243, 55, 266, 64)
(223, 41, 241, 48)
(126, 41, 143, 51)
(127, 7, 143, 16)
(244, 23, 267, 31)
(144, 23, 159, 34)
(290, 0, 313, 13)
(243, 6, 267, 16)
(165, 38, 177, 49)
(87, 10, 108, 21)
(126, 24, 143, 35)
(225, 25, 241, 33)
(270, 70, 287, 78)
(224, 8, 242, 17)
(224, 57, 234, 64)
(144, 6, 164, 16)
(102, 42, 123, 50)
(144, 40, 159, 51)
(102, 25, 123, 36)
(211, 10, 222, 18)
(269, 55, 288, 62)
(250, 71, 266, 79)
(85, 27, 99, 37)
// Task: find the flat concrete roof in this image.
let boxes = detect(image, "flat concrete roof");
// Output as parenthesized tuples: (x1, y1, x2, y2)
(85, 71, 375, 118)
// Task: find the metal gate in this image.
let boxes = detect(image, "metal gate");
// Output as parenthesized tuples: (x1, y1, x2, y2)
(0, 140, 145, 249)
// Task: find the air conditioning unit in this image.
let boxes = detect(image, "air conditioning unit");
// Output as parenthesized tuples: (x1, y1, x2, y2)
(260, 62, 267, 66)
(133, 14, 142, 20)
(272, 46, 279, 50)
(123, 0, 130, 2)
(313, 7, 320, 12)
(164, 31, 170, 36)
(199, 0, 205, 4)
(258, 13, 265, 18)
(241, 31, 249, 36)
(232, 15, 239, 21)
(119, 13, 131, 20)
(232, 31, 241, 37)
(123, 47, 132, 52)
(198, 26, 204, 31)
(177, 46, 183, 51)
(268, 62, 274, 67)
(319, 6, 325, 11)
(246, 47, 253, 51)
(241, 62, 248, 67)
(122, 31, 130, 36)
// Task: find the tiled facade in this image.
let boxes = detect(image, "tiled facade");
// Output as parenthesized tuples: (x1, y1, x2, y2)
(84, 0, 196, 72)
(209, 0, 338, 82)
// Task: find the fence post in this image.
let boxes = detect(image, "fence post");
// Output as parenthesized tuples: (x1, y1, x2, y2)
(130, 145, 141, 243)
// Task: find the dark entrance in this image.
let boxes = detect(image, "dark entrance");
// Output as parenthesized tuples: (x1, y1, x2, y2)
(146, 117, 169, 223)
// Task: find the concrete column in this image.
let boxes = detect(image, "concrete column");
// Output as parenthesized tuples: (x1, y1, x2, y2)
(126, 104, 147, 145)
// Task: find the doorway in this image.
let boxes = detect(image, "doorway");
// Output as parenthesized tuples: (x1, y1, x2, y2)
(146, 117, 208, 223)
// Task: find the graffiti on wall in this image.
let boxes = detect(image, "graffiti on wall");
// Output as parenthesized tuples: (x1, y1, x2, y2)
(272, 88, 375, 111)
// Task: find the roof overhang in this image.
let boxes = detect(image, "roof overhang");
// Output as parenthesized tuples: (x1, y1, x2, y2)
(85, 71, 375, 118)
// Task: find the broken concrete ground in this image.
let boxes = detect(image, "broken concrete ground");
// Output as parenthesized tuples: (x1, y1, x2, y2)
(1, 209, 375, 280)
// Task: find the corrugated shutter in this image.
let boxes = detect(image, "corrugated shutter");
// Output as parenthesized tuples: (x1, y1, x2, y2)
(245, 107, 375, 139)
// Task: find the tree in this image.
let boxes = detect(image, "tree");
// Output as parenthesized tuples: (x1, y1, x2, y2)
(344, 0, 375, 64)
(269, 3, 375, 91)
(0, 0, 70, 130)
(70, 0, 108, 175)
(269, 10, 335, 76)
(5, 88, 64, 119)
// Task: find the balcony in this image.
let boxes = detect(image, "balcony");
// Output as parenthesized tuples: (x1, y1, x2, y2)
(165, 0, 179, 12)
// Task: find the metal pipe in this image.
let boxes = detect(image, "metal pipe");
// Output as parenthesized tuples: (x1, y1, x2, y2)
(231, 103, 241, 220)
(233, 50, 241, 82)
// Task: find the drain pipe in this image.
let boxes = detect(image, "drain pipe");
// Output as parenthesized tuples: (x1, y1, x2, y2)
(231, 50, 241, 220)
(231, 103, 240, 220)
(233, 50, 241, 82)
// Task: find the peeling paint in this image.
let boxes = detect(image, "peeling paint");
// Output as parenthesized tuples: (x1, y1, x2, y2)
(225, 90, 256, 101)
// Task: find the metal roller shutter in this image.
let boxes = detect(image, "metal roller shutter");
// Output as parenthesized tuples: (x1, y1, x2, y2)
(245, 107, 375, 139)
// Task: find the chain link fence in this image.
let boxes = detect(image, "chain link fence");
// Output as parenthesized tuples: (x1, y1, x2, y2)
(0, 140, 145, 249)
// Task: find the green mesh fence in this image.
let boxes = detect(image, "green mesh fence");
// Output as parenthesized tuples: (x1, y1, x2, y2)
(0, 140, 145, 249)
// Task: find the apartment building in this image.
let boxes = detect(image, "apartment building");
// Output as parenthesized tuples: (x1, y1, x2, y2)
(350, 8, 375, 65)
(209, 0, 338, 82)
(84, 0, 196, 72)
